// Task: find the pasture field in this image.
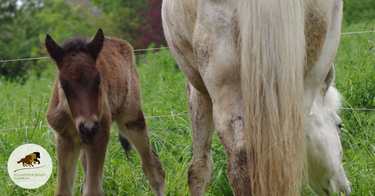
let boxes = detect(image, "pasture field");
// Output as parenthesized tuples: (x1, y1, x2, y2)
(0, 20, 374, 195)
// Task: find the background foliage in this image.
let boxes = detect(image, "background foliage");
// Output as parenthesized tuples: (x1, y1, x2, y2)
(1, 0, 374, 80)
(0, 0, 164, 80)
(343, 0, 375, 25)
(0, 0, 44, 81)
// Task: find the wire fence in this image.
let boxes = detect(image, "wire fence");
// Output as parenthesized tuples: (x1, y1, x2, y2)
(0, 30, 373, 64)
(0, 30, 374, 133)
(1, 107, 375, 133)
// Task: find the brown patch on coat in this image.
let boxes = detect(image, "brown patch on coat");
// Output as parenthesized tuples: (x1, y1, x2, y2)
(305, 5, 328, 74)
(125, 110, 146, 131)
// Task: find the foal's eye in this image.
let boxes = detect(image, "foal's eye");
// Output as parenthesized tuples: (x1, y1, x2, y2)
(59, 78, 69, 90)
(95, 74, 101, 86)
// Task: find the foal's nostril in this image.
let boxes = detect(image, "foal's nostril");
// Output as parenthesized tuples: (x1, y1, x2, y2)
(78, 121, 99, 144)
(78, 122, 85, 134)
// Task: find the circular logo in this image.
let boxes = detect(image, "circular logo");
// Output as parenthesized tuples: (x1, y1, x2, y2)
(7, 144, 53, 189)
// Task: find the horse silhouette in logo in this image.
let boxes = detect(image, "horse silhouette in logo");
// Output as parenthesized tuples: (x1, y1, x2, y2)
(17, 152, 41, 167)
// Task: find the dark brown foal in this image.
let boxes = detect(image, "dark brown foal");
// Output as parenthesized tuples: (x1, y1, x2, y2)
(45, 29, 165, 196)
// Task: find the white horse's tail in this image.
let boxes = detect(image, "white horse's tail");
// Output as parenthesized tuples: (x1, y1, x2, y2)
(238, 1, 305, 195)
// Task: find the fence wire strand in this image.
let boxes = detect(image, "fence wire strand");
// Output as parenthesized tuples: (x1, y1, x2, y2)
(340, 30, 374, 35)
(341, 108, 375, 111)
(0, 47, 170, 63)
(0, 57, 50, 63)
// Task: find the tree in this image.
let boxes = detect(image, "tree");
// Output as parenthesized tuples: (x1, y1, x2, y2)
(0, 0, 44, 81)
(0, 0, 95, 81)
(134, 0, 166, 48)
(90, 0, 147, 47)
(90, 0, 166, 49)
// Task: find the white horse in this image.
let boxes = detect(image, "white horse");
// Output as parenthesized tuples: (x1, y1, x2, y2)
(162, 0, 343, 195)
(306, 67, 351, 195)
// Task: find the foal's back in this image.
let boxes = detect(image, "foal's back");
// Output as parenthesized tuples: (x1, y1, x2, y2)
(96, 37, 141, 119)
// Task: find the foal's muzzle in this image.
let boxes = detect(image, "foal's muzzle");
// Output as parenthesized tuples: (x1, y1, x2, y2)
(78, 121, 99, 144)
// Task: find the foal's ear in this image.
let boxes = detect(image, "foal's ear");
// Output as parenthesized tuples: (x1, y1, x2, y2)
(45, 34, 65, 67)
(320, 65, 335, 98)
(87, 28, 104, 60)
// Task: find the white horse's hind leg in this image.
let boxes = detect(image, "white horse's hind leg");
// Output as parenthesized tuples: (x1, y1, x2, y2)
(186, 82, 215, 196)
(188, 2, 247, 193)
(210, 86, 250, 195)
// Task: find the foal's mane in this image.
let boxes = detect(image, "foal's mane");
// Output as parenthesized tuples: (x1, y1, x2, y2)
(60, 37, 90, 54)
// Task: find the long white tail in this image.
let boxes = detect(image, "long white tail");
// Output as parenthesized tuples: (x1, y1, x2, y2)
(238, 1, 306, 195)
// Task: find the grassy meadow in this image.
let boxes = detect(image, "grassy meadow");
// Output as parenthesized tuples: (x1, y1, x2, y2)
(0, 21, 374, 195)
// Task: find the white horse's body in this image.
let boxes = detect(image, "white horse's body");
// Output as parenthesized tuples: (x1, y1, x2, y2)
(162, 0, 344, 195)
(307, 85, 351, 195)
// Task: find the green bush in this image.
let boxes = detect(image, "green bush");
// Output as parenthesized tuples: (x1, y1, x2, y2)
(343, 0, 375, 24)
(0, 0, 44, 82)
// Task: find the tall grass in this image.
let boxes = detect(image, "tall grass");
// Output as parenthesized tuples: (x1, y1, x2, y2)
(0, 21, 374, 195)
(334, 20, 375, 194)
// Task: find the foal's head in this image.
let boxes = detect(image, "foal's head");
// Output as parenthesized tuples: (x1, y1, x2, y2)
(45, 29, 104, 143)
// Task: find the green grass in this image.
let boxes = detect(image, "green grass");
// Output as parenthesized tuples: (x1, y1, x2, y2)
(334, 20, 375, 195)
(0, 21, 374, 195)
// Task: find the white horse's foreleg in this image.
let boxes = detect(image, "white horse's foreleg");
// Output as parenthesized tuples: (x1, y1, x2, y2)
(186, 82, 214, 196)
(116, 111, 165, 196)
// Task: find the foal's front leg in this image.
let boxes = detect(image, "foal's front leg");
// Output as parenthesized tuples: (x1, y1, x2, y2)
(55, 133, 81, 196)
(80, 123, 110, 196)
